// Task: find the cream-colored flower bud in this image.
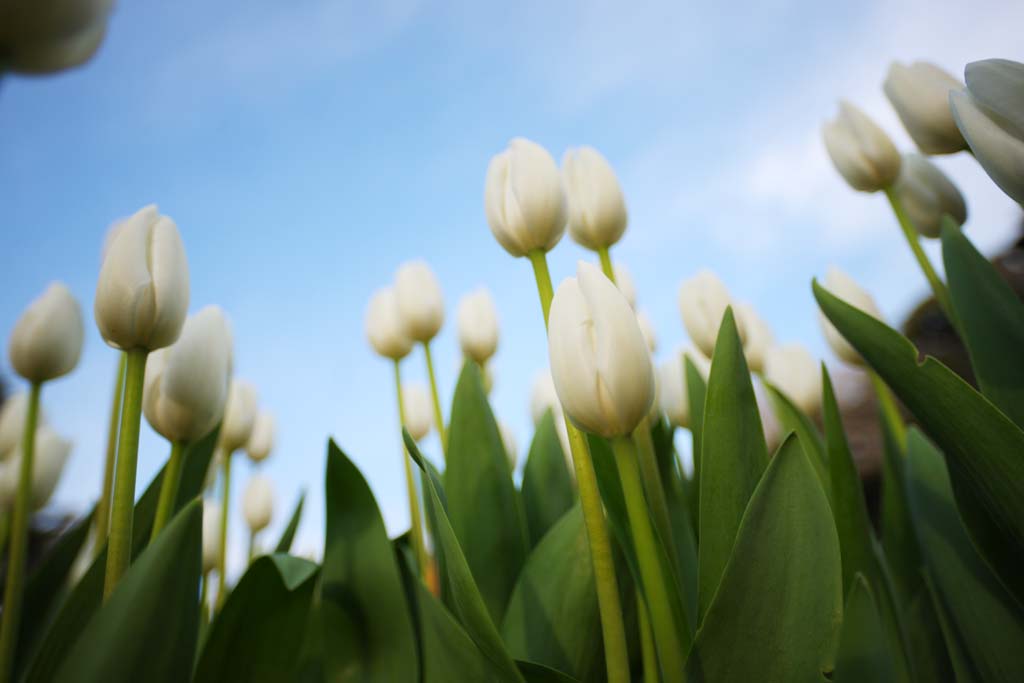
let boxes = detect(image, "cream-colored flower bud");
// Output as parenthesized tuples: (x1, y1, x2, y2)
(95, 204, 190, 351)
(884, 61, 967, 154)
(764, 344, 822, 416)
(365, 287, 413, 360)
(636, 310, 657, 353)
(548, 261, 655, 438)
(484, 138, 567, 257)
(678, 270, 744, 359)
(818, 267, 883, 366)
(402, 383, 433, 442)
(658, 348, 709, 429)
(0, 0, 114, 75)
(246, 411, 275, 463)
(0, 426, 71, 510)
(394, 260, 444, 343)
(218, 379, 258, 453)
(562, 146, 628, 250)
(530, 370, 561, 426)
(202, 499, 222, 573)
(498, 420, 518, 470)
(457, 288, 499, 364)
(242, 475, 274, 533)
(822, 101, 902, 192)
(734, 303, 773, 374)
(892, 154, 968, 238)
(613, 264, 637, 309)
(9, 283, 83, 383)
(0, 393, 45, 458)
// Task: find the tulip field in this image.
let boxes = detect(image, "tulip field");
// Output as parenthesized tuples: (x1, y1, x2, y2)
(3, 7, 1024, 680)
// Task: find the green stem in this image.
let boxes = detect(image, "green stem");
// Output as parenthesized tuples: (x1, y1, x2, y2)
(0, 513, 9, 559)
(95, 353, 126, 552)
(612, 435, 686, 682)
(634, 418, 678, 572)
(247, 530, 256, 564)
(528, 249, 630, 683)
(597, 246, 615, 281)
(103, 348, 148, 600)
(0, 382, 41, 682)
(868, 370, 906, 450)
(395, 360, 429, 579)
(422, 341, 448, 456)
(216, 449, 233, 611)
(199, 572, 210, 626)
(638, 593, 659, 683)
(150, 441, 186, 542)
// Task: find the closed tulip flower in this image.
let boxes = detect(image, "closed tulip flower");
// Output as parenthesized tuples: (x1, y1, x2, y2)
(9, 283, 83, 383)
(892, 154, 968, 238)
(764, 344, 822, 416)
(484, 138, 567, 257)
(0, 394, 45, 458)
(394, 260, 444, 343)
(818, 267, 883, 366)
(658, 348, 709, 429)
(202, 500, 222, 573)
(823, 101, 902, 192)
(0, 0, 114, 75)
(678, 270, 744, 359)
(884, 61, 967, 154)
(614, 264, 637, 309)
(95, 204, 190, 351)
(366, 287, 414, 360)
(735, 303, 773, 374)
(548, 262, 654, 438)
(246, 411, 275, 463)
(457, 288, 499, 364)
(219, 380, 258, 453)
(242, 475, 274, 533)
(562, 146, 628, 251)
(402, 384, 433, 442)
(636, 310, 657, 353)
(0, 426, 71, 510)
(498, 420, 518, 469)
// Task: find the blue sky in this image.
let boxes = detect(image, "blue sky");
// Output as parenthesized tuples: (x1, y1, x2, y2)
(2, 0, 1021, 577)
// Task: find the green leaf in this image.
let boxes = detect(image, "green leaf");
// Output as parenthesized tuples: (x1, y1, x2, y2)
(903, 583, 955, 683)
(320, 439, 418, 681)
(521, 409, 575, 548)
(517, 660, 582, 682)
(942, 220, 1024, 428)
(833, 575, 899, 683)
(684, 356, 706, 533)
(878, 407, 922, 608)
(924, 571, 982, 683)
(416, 575, 505, 681)
(697, 307, 769, 619)
(51, 500, 202, 682)
(765, 382, 829, 491)
(814, 280, 1024, 606)
(274, 492, 305, 554)
(194, 554, 318, 682)
(686, 434, 842, 682)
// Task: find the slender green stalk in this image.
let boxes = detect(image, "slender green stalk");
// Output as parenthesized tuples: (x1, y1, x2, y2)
(395, 360, 428, 578)
(0, 513, 9, 558)
(638, 594, 659, 683)
(528, 249, 630, 683)
(199, 572, 210, 626)
(868, 370, 906, 450)
(95, 353, 126, 551)
(247, 530, 256, 564)
(597, 246, 615, 281)
(422, 342, 448, 456)
(0, 382, 41, 682)
(633, 419, 678, 569)
(216, 449, 233, 611)
(103, 348, 148, 600)
(150, 441, 186, 542)
(612, 435, 686, 682)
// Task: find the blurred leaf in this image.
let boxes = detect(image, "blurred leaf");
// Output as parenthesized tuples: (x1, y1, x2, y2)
(903, 582, 955, 683)
(833, 575, 899, 683)
(878, 407, 922, 608)
(815, 281, 1024, 606)
(697, 307, 769, 619)
(925, 572, 982, 683)
(942, 221, 1024, 428)
(904, 429, 1024, 682)
(194, 554, 318, 682)
(517, 660, 581, 682)
(320, 439, 418, 681)
(274, 492, 305, 554)
(51, 500, 202, 682)
(521, 409, 575, 548)
(765, 382, 828, 491)
(684, 356, 706, 533)
(416, 574, 505, 681)
(685, 434, 842, 682)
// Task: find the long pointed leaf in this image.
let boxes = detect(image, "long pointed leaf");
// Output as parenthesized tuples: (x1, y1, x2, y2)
(521, 409, 574, 548)
(834, 575, 899, 683)
(274, 492, 305, 554)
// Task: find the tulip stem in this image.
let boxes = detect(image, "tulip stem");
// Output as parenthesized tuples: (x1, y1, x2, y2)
(216, 449, 232, 611)
(422, 342, 448, 456)
(528, 249, 630, 683)
(868, 369, 906, 450)
(247, 530, 256, 564)
(150, 440, 186, 543)
(633, 419, 679, 574)
(199, 572, 210, 626)
(103, 348, 148, 601)
(395, 359, 429, 580)
(638, 594, 659, 683)
(597, 247, 615, 281)
(0, 382, 41, 683)
(95, 353, 126, 553)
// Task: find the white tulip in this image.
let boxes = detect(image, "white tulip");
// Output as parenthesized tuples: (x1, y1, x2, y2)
(734, 303, 773, 374)
(678, 270, 744, 359)
(202, 499, 222, 573)
(636, 310, 657, 353)
(0, 0, 114, 74)
(242, 475, 274, 533)
(143, 306, 233, 444)
(892, 154, 968, 238)
(457, 288, 499, 364)
(498, 420, 518, 470)
(822, 101, 902, 192)
(562, 146, 628, 250)
(0, 426, 71, 510)
(548, 261, 654, 438)
(0, 393, 45, 458)
(613, 264, 637, 309)
(658, 348, 710, 429)
(94, 204, 190, 351)
(764, 344, 822, 416)
(884, 61, 967, 154)
(530, 370, 561, 426)
(484, 138, 567, 257)
(8, 283, 83, 383)
(818, 268, 883, 366)
(246, 411, 275, 463)
(402, 383, 433, 442)
(366, 287, 414, 360)
(218, 380, 258, 453)
(394, 260, 444, 343)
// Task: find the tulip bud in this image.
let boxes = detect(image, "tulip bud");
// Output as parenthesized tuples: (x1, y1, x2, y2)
(95, 204, 190, 351)
(636, 310, 657, 353)
(818, 268, 883, 366)
(677, 270, 744, 359)
(242, 475, 274, 533)
(0, 0, 114, 74)
(530, 370, 561, 426)
(0, 393, 45, 458)
(764, 344, 822, 416)
(884, 61, 967, 154)
(484, 138, 567, 257)
(143, 306, 233, 444)
(822, 101, 901, 192)
(562, 146, 628, 251)
(0, 426, 71, 510)
(950, 59, 1024, 205)
(613, 264, 637, 309)
(366, 287, 414, 360)
(892, 154, 968, 238)
(457, 288, 499, 364)
(734, 303, 773, 374)
(219, 379, 258, 453)
(498, 420, 518, 470)
(659, 348, 710, 429)
(246, 411, 275, 463)
(402, 383, 433, 442)
(8, 283, 83, 384)
(202, 499, 222, 573)
(548, 262, 655, 438)
(394, 260, 444, 343)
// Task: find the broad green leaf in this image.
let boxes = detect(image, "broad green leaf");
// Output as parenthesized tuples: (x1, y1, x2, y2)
(274, 492, 305, 553)
(683, 356, 706, 532)
(697, 307, 769, 619)
(942, 220, 1024, 428)
(833, 575, 899, 683)
(925, 572, 982, 683)
(521, 409, 575, 548)
(194, 554, 318, 682)
(903, 429, 1024, 682)
(517, 660, 582, 682)
(686, 434, 842, 682)
(878, 407, 922, 608)
(765, 382, 828, 491)
(814, 280, 1024, 606)
(445, 361, 528, 623)
(502, 506, 602, 683)
(320, 439, 418, 681)
(903, 583, 955, 683)
(51, 500, 202, 683)
(417, 577, 505, 681)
